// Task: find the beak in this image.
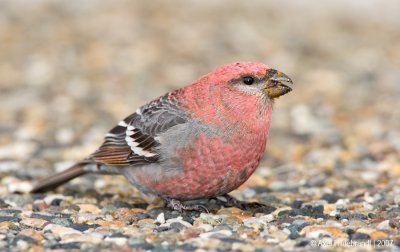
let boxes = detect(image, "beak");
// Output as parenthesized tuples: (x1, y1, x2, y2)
(264, 69, 293, 99)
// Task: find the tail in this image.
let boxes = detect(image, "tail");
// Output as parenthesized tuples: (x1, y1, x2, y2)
(31, 162, 88, 193)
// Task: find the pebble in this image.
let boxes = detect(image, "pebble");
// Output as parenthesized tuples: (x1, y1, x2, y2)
(196, 224, 214, 232)
(137, 219, 157, 229)
(94, 219, 125, 228)
(156, 213, 165, 224)
(18, 228, 43, 241)
(16, 240, 29, 251)
(376, 220, 392, 230)
(200, 230, 233, 239)
(231, 242, 256, 252)
(20, 218, 48, 229)
(198, 213, 223, 226)
(43, 224, 81, 238)
(104, 236, 128, 246)
(241, 188, 257, 199)
(76, 213, 102, 223)
(43, 194, 66, 205)
(8, 181, 33, 193)
(77, 204, 101, 214)
(62, 233, 103, 243)
(166, 216, 192, 228)
(242, 218, 266, 231)
(300, 226, 348, 239)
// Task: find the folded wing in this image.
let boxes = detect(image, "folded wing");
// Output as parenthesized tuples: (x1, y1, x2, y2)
(91, 91, 189, 166)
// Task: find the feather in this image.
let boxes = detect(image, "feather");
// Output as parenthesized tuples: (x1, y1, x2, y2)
(91, 91, 189, 166)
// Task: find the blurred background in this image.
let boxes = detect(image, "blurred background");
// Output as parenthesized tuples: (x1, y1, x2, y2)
(0, 0, 399, 194)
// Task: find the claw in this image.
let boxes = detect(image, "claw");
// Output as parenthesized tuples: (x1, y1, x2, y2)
(165, 198, 209, 213)
(216, 194, 266, 210)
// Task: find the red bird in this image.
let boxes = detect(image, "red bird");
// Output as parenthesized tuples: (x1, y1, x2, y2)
(31, 62, 293, 211)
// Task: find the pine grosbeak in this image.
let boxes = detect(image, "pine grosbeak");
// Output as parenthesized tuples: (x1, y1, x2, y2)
(31, 62, 293, 210)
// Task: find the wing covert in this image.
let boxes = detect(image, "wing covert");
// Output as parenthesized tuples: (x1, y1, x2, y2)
(91, 91, 189, 166)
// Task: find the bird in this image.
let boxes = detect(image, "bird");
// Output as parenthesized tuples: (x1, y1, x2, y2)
(31, 62, 293, 211)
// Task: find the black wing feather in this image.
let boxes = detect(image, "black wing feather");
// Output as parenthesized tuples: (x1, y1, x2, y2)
(91, 90, 189, 166)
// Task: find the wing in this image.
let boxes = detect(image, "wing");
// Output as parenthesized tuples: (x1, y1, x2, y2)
(91, 90, 189, 166)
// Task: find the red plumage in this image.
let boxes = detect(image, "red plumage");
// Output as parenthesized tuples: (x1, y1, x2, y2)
(31, 62, 293, 207)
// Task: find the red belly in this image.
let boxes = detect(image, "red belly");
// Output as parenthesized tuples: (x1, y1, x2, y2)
(134, 133, 266, 200)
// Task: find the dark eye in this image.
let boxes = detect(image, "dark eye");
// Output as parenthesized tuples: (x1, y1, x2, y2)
(242, 76, 255, 85)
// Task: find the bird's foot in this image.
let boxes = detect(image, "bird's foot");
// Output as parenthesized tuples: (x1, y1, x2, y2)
(165, 198, 209, 213)
(215, 194, 265, 210)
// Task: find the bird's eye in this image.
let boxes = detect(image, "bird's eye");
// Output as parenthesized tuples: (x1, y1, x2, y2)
(242, 76, 255, 85)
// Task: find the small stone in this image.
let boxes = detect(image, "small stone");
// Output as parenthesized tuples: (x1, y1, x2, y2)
(88, 232, 104, 240)
(113, 208, 137, 223)
(169, 222, 187, 231)
(137, 219, 157, 229)
(217, 207, 243, 215)
(325, 220, 342, 227)
(231, 242, 255, 252)
(388, 207, 400, 213)
(18, 229, 43, 241)
(329, 209, 341, 217)
(43, 224, 81, 238)
(8, 181, 33, 193)
(0, 216, 20, 222)
(94, 219, 125, 228)
(196, 224, 214, 232)
(61, 233, 103, 244)
(221, 216, 243, 226)
(351, 232, 370, 240)
(363, 202, 374, 211)
(242, 218, 265, 231)
(20, 218, 48, 229)
(291, 200, 303, 209)
(156, 213, 165, 224)
(200, 230, 232, 239)
(241, 188, 256, 198)
(3, 194, 33, 207)
(260, 214, 275, 222)
(166, 217, 192, 228)
(70, 223, 98, 232)
(51, 218, 72, 227)
(16, 240, 29, 251)
(370, 231, 388, 240)
(77, 204, 101, 214)
(104, 236, 128, 246)
(50, 242, 81, 250)
(321, 193, 340, 204)
(43, 194, 65, 205)
(101, 204, 117, 215)
(300, 226, 348, 239)
(198, 213, 223, 226)
(134, 212, 150, 221)
(389, 219, 400, 229)
(0, 221, 16, 228)
(376, 220, 391, 230)
(0, 241, 6, 248)
(76, 213, 102, 223)
(289, 219, 313, 233)
(341, 213, 368, 220)
(253, 205, 277, 214)
(32, 200, 49, 212)
(128, 238, 155, 250)
(0, 199, 10, 208)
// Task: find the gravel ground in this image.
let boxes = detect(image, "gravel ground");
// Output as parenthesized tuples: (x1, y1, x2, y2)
(1, 1, 400, 251)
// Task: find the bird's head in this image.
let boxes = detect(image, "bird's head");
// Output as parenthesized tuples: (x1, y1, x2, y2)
(205, 62, 293, 101)
(182, 62, 293, 127)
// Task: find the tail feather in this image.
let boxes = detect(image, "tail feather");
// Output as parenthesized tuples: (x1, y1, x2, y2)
(31, 163, 88, 193)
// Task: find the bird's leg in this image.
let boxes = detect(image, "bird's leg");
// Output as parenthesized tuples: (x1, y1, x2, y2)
(216, 194, 266, 210)
(165, 198, 209, 213)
